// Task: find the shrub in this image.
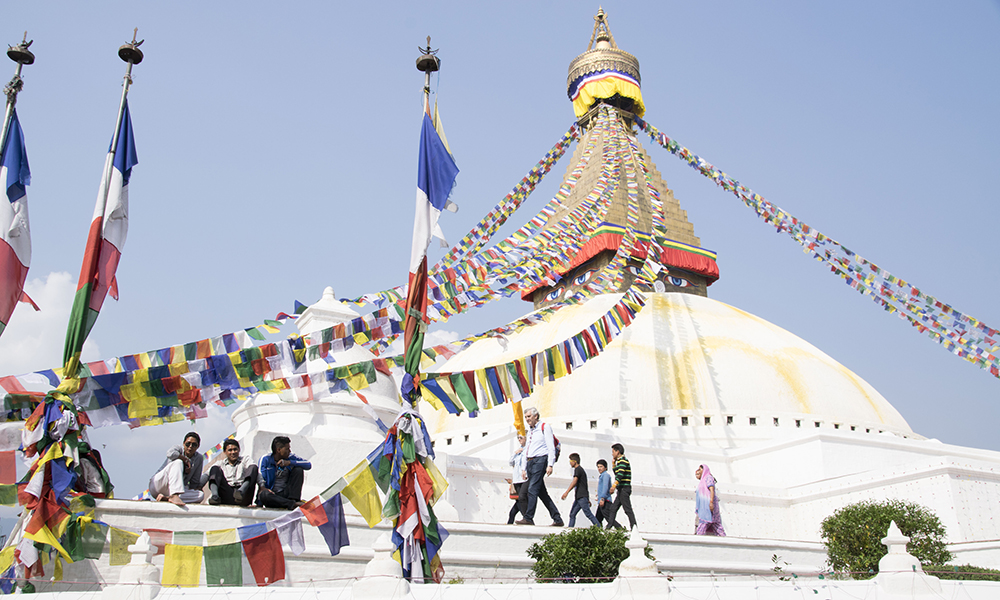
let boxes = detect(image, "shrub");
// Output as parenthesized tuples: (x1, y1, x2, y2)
(820, 499, 952, 579)
(924, 564, 1000, 581)
(526, 526, 655, 583)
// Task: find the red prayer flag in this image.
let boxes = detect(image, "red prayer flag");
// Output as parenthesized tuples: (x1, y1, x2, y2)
(0, 451, 16, 484)
(242, 529, 284, 586)
(299, 496, 329, 527)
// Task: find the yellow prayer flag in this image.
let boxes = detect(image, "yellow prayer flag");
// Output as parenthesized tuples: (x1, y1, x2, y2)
(53, 556, 63, 582)
(110, 528, 139, 566)
(162, 544, 203, 587)
(0, 547, 15, 574)
(341, 459, 382, 528)
(419, 384, 445, 412)
(345, 371, 369, 392)
(353, 332, 370, 345)
(25, 525, 71, 562)
(422, 458, 449, 506)
(205, 529, 238, 547)
(168, 362, 190, 376)
(128, 396, 159, 419)
(227, 350, 243, 365)
(36, 442, 65, 468)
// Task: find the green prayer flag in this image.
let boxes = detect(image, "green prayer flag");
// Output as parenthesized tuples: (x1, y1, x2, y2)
(0, 484, 16, 506)
(204, 542, 243, 587)
(245, 328, 266, 341)
(449, 373, 479, 412)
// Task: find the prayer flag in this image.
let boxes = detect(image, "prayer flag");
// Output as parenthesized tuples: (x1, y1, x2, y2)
(341, 458, 383, 527)
(242, 529, 284, 587)
(162, 544, 203, 587)
(316, 493, 350, 556)
(63, 101, 138, 377)
(0, 451, 16, 484)
(204, 541, 242, 587)
(0, 110, 33, 338)
(109, 527, 138, 566)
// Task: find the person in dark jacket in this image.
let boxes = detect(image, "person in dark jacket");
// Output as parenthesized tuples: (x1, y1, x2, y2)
(257, 436, 311, 509)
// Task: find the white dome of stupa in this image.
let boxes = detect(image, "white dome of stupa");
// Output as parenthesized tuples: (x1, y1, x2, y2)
(425, 292, 914, 443)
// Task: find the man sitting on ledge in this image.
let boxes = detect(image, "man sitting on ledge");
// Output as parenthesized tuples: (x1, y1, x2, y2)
(149, 431, 205, 507)
(207, 438, 258, 506)
(257, 436, 311, 509)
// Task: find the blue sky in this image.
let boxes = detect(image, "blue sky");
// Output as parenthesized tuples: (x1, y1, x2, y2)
(0, 1, 997, 503)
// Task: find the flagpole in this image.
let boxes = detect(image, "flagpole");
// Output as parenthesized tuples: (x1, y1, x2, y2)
(0, 33, 34, 158)
(95, 30, 144, 221)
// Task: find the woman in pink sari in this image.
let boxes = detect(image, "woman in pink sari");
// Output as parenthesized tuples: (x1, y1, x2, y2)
(695, 464, 726, 536)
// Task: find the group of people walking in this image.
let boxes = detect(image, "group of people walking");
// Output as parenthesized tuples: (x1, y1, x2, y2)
(506, 408, 725, 536)
(147, 431, 312, 510)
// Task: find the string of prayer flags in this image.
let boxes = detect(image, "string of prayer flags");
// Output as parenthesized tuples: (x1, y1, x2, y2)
(635, 116, 1000, 381)
(419, 288, 646, 417)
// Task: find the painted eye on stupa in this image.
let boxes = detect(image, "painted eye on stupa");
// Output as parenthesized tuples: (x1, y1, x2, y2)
(545, 288, 563, 302)
(574, 270, 596, 286)
(626, 265, 641, 276)
(669, 276, 693, 288)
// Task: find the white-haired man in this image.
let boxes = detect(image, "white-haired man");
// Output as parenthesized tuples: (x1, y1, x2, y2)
(515, 407, 564, 526)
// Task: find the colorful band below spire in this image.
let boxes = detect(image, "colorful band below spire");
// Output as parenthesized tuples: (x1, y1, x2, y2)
(568, 69, 645, 118)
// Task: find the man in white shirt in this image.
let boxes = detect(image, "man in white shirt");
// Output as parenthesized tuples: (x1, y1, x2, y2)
(206, 438, 258, 506)
(515, 407, 564, 526)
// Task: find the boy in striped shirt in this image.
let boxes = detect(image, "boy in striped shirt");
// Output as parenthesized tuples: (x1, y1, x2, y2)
(607, 443, 637, 530)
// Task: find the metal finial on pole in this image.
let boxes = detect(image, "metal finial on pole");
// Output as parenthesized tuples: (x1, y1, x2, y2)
(0, 32, 34, 159)
(416, 36, 440, 114)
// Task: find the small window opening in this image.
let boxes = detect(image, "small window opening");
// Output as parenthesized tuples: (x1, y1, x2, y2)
(565, 422, 573, 430)
(773, 417, 780, 426)
(590, 420, 598, 430)
(658, 417, 666, 426)
(749, 417, 757, 426)
(446, 438, 452, 446)
(681, 416, 689, 426)
(612, 418, 619, 428)
(704, 416, 711, 426)
(795, 419, 802, 428)
(726, 415, 734, 425)
(635, 417, 642, 427)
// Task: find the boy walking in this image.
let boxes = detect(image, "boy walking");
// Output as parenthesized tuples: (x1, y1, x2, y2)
(594, 458, 613, 526)
(606, 443, 637, 530)
(561, 453, 598, 527)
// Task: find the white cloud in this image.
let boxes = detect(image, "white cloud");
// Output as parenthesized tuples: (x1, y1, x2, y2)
(0, 271, 101, 377)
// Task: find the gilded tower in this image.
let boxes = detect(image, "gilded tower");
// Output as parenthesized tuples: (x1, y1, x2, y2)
(526, 9, 719, 308)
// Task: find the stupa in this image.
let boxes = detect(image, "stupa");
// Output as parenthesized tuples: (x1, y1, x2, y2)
(4, 9, 1000, 597)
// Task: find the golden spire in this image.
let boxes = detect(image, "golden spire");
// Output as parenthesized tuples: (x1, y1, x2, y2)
(587, 7, 616, 50)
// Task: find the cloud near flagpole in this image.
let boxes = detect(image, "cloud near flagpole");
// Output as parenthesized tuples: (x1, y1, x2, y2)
(0, 271, 101, 377)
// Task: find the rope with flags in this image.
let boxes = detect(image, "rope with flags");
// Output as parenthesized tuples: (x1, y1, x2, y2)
(635, 116, 1000, 380)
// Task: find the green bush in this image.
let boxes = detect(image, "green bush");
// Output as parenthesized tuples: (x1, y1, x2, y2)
(820, 499, 952, 579)
(526, 526, 655, 583)
(924, 564, 1000, 581)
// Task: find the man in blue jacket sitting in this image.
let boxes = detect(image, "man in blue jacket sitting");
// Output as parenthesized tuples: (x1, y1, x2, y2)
(257, 436, 312, 509)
